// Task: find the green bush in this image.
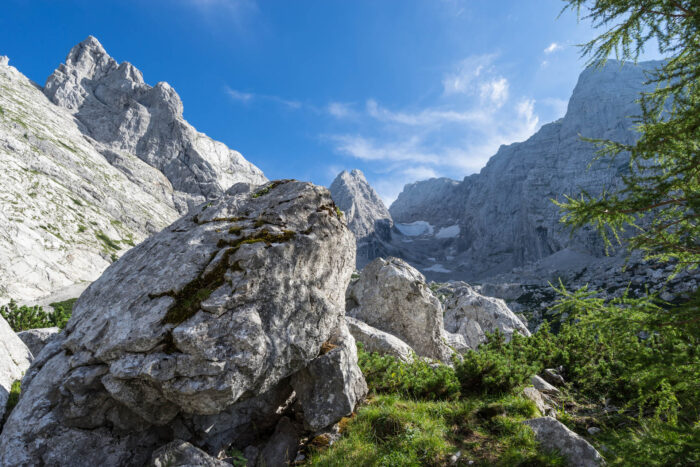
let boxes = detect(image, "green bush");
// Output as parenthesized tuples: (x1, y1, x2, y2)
(357, 344, 460, 400)
(0, 298, 75, 332)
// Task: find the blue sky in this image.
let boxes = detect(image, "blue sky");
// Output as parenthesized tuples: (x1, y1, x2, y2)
(1, 0, 664, 203)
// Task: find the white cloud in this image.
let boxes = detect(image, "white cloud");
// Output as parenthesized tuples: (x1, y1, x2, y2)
(225, 87, 253, 102)
(327, 102, 353, 118)
(225, 86, 301, 109)
(479, 77, 509, 107)
(544, 42, 563, 54)
(442, 54, 496, 95)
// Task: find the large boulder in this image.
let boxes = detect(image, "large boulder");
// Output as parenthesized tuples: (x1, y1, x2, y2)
(17, 327, 60, 358)
(345, 316, 415, 362)
(0, 316, 32, 422)
(292, 320, 367, 431)
(524, 417, 605, 466)
(346, 257, 452, 362)
(443, 282, 530, 349)
(0, 180, 358, 466)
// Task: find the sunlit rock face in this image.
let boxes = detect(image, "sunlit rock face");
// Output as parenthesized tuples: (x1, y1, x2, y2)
(388, 60, 661, 281)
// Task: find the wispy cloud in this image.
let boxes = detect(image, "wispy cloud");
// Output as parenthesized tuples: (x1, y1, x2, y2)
(327, 102, 354, 118)
(225, 86, 301, 109)
(544, 42, 563, 54)
(324, 55, 543, 203)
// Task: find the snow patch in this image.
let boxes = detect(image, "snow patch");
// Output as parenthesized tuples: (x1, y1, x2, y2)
(395, 221, 434, 237)
(424, 264, 452, 273)
(436, 225, 460, 239)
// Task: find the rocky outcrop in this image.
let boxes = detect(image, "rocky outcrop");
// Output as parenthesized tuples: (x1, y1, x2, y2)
(346, 316, 415, 362)
(0, 180, 362, 466)
(44, 36, 266, 210)
(0, 316, 32, 422)
(150, 440, 229, 467)
(291, 320, 367, 431)
(388, 60, 661, 281)
(524, 417, 605, 466)
(442, 282, 530, 349)
(346, 257, 452, 362)
(330, 169, 396, 268)
(17, 327, 60, 358)
(0, 58, 179, 302)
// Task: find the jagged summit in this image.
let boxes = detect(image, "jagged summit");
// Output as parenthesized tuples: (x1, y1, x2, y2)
(329, 169, 395, 268)
(44, 36, 266, 211)
(384, 60, 662, 280)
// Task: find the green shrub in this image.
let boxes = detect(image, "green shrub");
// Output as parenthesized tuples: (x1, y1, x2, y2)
(455, 331, 538, 396)
(0, 298, 74, 332)
(357, 345, 460, 400)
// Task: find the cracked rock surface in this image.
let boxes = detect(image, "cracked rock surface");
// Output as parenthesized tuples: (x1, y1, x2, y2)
(0, 180, 359, 466)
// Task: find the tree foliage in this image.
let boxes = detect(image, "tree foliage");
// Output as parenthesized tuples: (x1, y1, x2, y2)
(556, 0, 699, 271)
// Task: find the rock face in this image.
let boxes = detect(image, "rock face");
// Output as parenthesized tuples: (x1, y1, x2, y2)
(388, 60, 661, 281)
(524, 417, 605, 466)
(0, 180, 362, 466)
(150, 440, 228, 467)
(44, 36, 266, 210)
(345, 316, 415, 362)
(0, 315, 32, 422)
(291, 320, 367, 431)
(346, 257, 452, 362)
(0, 57, 178, 302)
(1, 37, 267, 303)
(330, 169, 396, 268)
(17, 327, 60, 358)
(442, 282, 530, 349)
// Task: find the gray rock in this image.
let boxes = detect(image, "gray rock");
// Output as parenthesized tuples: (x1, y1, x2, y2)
(0, 315, 32, 422)
(0, 56, 8, 66)
(0, 58, 179, 302)
(587, 427, 601, 435)
(292, 320, 367, 431)
(150, 440, 228, 467)
(443, 283, 530, 349)
(330, 169, 396, 268)
(522, 387, 555, 417)
(543, 368, 566, 386)
(44, 36, 266, 206)
(17, 327, 60, 358)
(345, 315, 415, 362)
(257, 417, 299, 467)
(347, 257, 452, 362)
(387, 60, 662, 282)
(531, 375, 560, 395)
(524, 417, 605, 466)
(444, 331, 470, 354)
(0, 180, 356, 466)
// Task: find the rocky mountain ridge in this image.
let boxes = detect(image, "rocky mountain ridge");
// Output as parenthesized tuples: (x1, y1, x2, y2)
(0, 38, 266, 303)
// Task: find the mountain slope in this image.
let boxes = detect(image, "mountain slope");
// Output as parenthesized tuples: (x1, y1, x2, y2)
(389, 60, 661, 280)
(0, 57, 179, 301)
(330, 169, 396, 268)
(44, 36, 267, 212)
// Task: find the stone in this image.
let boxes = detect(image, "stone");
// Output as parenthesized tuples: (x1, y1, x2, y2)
(17, 327, 60, 358)
(44, 36, 266, 207)
(257, 417, 300, 467)
(0, 56, 9, 66)
(588, 427, 601, 435)
(292, 320, 368, 431)
(346, 257, 452, 362)
(443, 282, 530, 349)
(523, 387, 555, 417)
(524, 417, 605, 466)
(531, 375, 560, 395)
(345, 315, 415, 362)
(329, 169, 396, 268)
(444, 330, 470, 354)
(542, 368, 566, 386)
(0, 180, 356, 466)
(150, 440, 228, 467)
(0, 315, 32, 422)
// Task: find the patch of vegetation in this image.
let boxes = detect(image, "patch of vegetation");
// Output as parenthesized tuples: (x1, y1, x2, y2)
(0, 298, 75, 331)
(71, 198, 83, 207)
(110, 253, 119, 263)
(251, 179, 291, 198)
(157, 228, 296, 325)
(77, 224, 86, 233)
(95, 230, 121, 251)
(3, 380, 21, 422)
